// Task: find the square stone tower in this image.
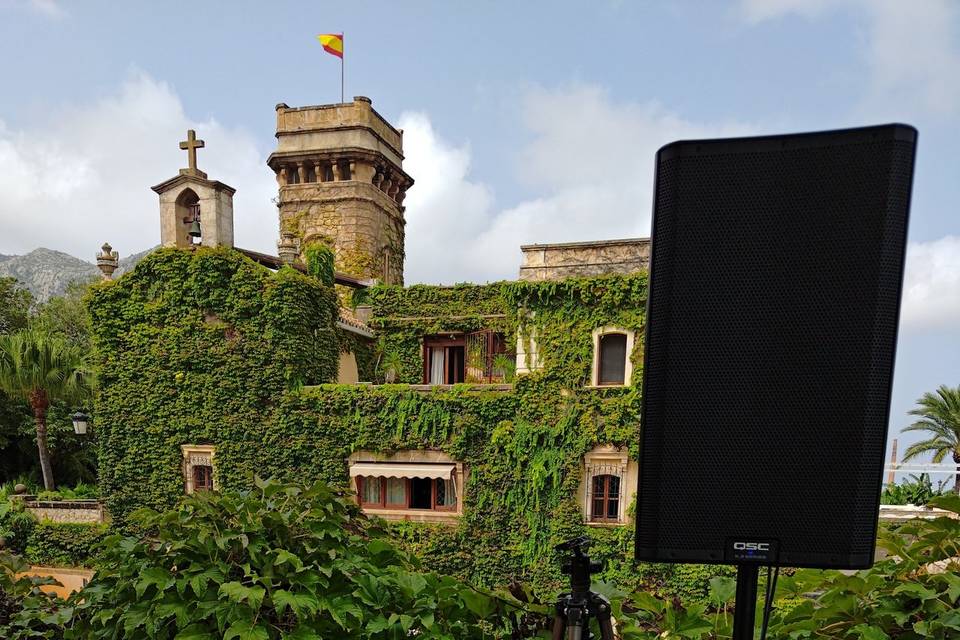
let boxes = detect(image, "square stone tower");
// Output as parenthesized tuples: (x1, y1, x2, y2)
(267, 97, 413, 285)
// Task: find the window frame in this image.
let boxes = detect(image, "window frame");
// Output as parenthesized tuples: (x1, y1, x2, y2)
(181, 444, 216, 495)
(589, 473, 622, 523)
(597, 332, 628, 386)
(192, 465, 214, 492)
(590, 327, 635, 388)
(356, 475, 458, 512)
(423, 335, 466, 384)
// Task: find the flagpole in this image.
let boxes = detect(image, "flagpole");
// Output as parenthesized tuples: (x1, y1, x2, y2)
(341, 33, 345, 103)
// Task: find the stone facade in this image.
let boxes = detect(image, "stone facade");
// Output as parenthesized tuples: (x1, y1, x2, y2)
(519, 238, 651, 281)
(267, 97, 412, 285)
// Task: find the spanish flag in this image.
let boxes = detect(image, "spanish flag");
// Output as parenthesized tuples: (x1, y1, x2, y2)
(317, 33, 344, 59)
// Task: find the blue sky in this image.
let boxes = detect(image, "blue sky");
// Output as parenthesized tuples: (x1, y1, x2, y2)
(0, 0, 958, 477)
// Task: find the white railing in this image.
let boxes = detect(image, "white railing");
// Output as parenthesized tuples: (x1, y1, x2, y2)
(884, 464, 960, 474)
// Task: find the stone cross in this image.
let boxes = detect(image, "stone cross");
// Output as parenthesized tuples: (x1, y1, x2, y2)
(179, 130, 205, 172)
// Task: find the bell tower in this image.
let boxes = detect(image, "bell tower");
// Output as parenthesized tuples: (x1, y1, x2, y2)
(152, 130, 236, 249)
(267, 97, 412, 284)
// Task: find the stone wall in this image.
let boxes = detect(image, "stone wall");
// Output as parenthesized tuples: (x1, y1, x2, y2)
(519, 238, 651, 281)
(23, 500, 105, 524)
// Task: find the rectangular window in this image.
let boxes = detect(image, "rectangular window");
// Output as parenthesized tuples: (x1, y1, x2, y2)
(350, 463, 460, 513)
(193, 465, 214, 492)
(385, 477, 407, 506)
(590, 474, 622, 522)
(425, 332, 513, 384)
(435, 478, 457, 509)
(598, 333, 628, 385)
(360, 475, 382, 506)
(424, 337, 466, 384)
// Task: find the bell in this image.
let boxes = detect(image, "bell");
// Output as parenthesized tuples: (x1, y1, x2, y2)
(188, 219, 202, 238)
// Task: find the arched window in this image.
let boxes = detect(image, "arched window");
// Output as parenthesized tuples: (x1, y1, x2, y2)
(590, 474, 621, 522)
(174, 188, 201, 247)
(598, 333, 627, 385)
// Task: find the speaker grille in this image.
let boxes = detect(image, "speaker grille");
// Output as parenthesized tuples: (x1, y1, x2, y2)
(636, 125, 916, 568)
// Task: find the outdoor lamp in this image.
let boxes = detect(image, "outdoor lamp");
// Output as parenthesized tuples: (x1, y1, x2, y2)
(71, 411, 90, 435)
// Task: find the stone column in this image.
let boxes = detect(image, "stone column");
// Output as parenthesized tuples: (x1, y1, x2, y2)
(277, 167, 288, 186)
(348, 160, 356, 180)
(96, 242, 119, 280)
(296, 162, 306, 184)
(331, 162, 341, 181)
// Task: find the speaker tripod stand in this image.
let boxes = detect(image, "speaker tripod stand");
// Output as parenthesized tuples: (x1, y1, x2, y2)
(551, 537, 615, 640)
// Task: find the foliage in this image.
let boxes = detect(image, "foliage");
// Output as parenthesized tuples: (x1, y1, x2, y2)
(0, 330, 95, 489)
(881, 473, 951, 505)
(87, 248, 340, 525)
(0, 502, 36, 556)
(302, 243, 335, 287)
(0, 277, 32, 336)
(35, 483, 99, 501)
(0, 551, 68, 639)
(23, 522, 107, 568)
(901, 384, 960, 493)
(0, 280, 96, 486)
(29, 280, 94, 353)
(65, 478, 521, 639)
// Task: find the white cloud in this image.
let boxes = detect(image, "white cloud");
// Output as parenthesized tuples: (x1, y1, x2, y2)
(739, 0, 960, 116)
(401, 85, 751, 283)
(0, 72, 278, 260)
(0, 0, 65, 18)
(901, 236, 960, 331)
(28, 0, 63, 18)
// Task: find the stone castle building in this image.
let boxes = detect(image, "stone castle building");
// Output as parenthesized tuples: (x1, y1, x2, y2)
(78, 94, 657, 596)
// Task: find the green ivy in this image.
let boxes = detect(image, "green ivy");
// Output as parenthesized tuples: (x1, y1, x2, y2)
(87, 248, 340, 525)
(23, 522, 107, 568)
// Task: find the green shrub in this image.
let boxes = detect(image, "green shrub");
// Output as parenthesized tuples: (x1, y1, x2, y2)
(24, 522, 107, 568)
(0, 507, 36, 556)
(66, 478, 525, 639)
(880, 473, 950, 505)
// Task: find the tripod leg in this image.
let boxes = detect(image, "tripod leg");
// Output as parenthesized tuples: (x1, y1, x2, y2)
(592, 594, 616, 640)
(552, 603, 567, 640)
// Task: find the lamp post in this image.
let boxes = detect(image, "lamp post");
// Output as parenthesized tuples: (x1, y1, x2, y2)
(71, 411, 90, 435)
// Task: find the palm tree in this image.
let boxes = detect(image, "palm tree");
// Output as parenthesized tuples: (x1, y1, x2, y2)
(901, 384, 960, 494)
(0, 331, 93, 490)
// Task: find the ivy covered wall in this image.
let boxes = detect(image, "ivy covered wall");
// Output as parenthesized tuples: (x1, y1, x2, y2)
(87, 248, 340, 522)
(89, 248, 655, 595)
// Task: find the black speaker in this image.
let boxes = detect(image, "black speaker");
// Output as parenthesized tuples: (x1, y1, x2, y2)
(635, 124, 917, 569)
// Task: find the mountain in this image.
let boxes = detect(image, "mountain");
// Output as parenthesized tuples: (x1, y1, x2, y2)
(0, 247, 154, 302)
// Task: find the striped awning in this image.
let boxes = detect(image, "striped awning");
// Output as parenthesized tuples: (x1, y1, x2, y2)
(348, 463, 455, 480)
